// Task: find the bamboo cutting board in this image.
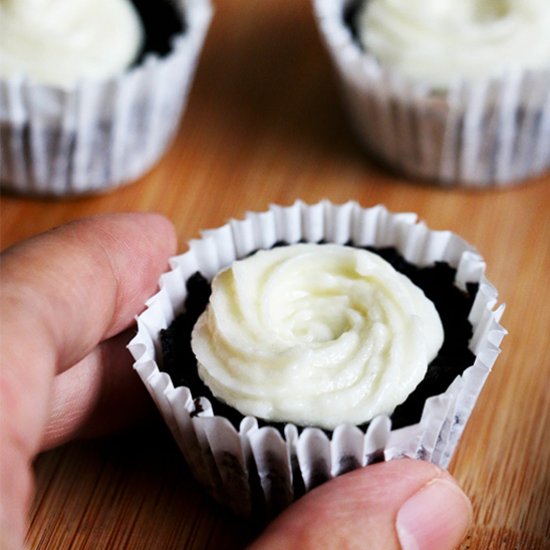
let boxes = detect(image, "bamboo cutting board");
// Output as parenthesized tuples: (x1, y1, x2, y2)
(1, 1, 549, 548)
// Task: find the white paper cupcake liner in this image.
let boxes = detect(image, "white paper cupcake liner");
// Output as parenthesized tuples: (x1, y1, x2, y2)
(129, 200, 506, 520)
(313, 0, 550, 187)
(0, 0, 212, 197)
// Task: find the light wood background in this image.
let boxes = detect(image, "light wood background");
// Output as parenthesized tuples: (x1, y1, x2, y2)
(1, 1, 549, 548)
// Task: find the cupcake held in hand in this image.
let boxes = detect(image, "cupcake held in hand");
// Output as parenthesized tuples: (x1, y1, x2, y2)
(313, 0, 550, 186)
(129, 201, 506, 520)
(0, 0, 212, 196)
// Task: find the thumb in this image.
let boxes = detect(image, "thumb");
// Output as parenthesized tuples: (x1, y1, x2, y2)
(249, 459, 472, 550)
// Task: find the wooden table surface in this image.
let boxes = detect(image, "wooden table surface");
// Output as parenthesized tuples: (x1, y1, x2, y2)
(1, 1, 549, 548)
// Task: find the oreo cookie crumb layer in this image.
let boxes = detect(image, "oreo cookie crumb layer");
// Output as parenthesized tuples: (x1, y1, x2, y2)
(160, 246, 477, 432)
(132, 0, 186, 63)
(343, 0, 363, 48)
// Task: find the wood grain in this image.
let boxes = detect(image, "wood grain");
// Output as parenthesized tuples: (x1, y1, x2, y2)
(1, 1, 549, 548)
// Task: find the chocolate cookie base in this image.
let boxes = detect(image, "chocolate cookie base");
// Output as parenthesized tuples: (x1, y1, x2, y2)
(132, 0, 186, 62)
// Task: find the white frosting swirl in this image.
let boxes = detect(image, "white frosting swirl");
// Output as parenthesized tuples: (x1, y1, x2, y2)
(0, 0, 144, 88)
(191, 244, 444, 429)
(358, 0, 550, 88)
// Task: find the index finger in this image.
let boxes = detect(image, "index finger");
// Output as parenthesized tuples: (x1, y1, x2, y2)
(2, 213, 176, 370)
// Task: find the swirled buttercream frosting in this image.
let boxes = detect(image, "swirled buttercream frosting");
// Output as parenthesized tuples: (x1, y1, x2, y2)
(357, 0, 550, 88)
(191, 244, 444, 429)
(0, 0, 144, 88)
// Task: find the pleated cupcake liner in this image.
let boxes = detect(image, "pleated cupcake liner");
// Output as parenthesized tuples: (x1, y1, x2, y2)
(0, 0, 212, 196)
(313, 0, 550, 187)
(128, 200, 506, 520)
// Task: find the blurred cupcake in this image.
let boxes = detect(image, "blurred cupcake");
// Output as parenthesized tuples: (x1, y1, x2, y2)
(129, 201, 506, 520)
(0, 0, 212, 196)
(312, 0, 550, 187)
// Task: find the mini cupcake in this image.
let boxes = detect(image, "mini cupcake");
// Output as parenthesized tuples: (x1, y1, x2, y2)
(0, 0, 212, 196)
(129, 201, 506, 521)
(312, 0, 550, 187)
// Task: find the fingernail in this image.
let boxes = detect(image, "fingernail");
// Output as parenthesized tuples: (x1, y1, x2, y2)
(396, 477, 473, 550)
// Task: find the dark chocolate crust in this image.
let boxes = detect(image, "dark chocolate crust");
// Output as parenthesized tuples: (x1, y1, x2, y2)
(343, 0, 363, 49)
(132, 0, 186, 63)
(160, 245, 477, 432)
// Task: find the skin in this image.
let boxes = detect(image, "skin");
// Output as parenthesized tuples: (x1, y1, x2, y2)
(0, 214, 472, 550)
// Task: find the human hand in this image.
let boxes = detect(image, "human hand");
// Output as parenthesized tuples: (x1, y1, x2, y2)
(0, 213, 177, 548)
(0, 214, 472, 549)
